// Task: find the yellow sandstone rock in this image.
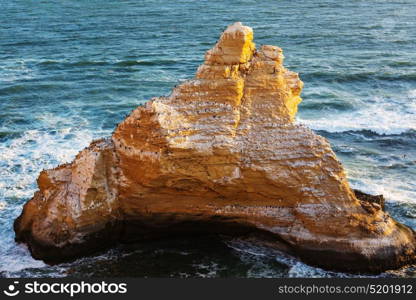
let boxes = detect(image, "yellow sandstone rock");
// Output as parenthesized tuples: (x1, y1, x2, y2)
(14, 22, 415, 272)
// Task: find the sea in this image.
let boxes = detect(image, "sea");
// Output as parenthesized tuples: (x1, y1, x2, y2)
(0, 0, 415, 278)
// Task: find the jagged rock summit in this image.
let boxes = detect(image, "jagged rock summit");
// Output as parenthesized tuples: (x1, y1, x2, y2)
(15, 22, 415, 272)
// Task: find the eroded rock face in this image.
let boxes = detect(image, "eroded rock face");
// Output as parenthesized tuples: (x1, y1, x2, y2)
(15, 22, 415, 272)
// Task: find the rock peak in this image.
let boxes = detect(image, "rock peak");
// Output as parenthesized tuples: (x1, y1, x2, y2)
(205, 22, 255, 65)
(197, 22, 301, 121)
(14, 22, 416, 272)
(223, 21, 253, 35)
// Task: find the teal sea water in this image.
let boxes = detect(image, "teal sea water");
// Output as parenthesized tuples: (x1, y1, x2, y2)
(0, 0, 415, 277)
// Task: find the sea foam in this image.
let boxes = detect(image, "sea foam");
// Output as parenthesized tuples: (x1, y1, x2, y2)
(298, 89, 416, 135)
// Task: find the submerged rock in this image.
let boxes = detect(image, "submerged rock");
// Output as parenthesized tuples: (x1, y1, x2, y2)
(14, 22, 415, 273)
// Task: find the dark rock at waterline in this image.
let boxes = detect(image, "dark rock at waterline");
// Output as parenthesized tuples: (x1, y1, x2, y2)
(354, 189, 385, 211)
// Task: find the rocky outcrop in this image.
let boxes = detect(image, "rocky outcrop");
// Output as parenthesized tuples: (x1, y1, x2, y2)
(15, 22, 415, 273)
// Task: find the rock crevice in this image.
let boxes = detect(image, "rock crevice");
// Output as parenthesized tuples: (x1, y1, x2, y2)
(15, 22, 415, 272)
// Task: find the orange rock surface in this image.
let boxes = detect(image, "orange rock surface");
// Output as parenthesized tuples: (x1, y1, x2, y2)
(15, 22, 415, 272)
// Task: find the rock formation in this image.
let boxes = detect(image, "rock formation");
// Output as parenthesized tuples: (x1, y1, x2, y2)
(15, 22, 415, 273)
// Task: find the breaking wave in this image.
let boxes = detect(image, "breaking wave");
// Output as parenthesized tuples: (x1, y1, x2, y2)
(298, 89, 416, 135)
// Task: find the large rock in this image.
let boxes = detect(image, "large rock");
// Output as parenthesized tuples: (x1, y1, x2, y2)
(15, 22, 415, 273)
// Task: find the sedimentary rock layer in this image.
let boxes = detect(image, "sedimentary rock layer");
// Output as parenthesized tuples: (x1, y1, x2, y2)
(15, 22, 415, 272)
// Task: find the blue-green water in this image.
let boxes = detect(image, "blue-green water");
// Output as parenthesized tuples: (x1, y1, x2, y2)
(0, 0, 415, 278)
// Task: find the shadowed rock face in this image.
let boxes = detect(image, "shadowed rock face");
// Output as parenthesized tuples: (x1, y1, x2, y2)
(14, 22, 415, 273)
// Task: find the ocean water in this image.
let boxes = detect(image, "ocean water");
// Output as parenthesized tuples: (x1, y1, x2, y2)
(0, 0, 415, 278)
